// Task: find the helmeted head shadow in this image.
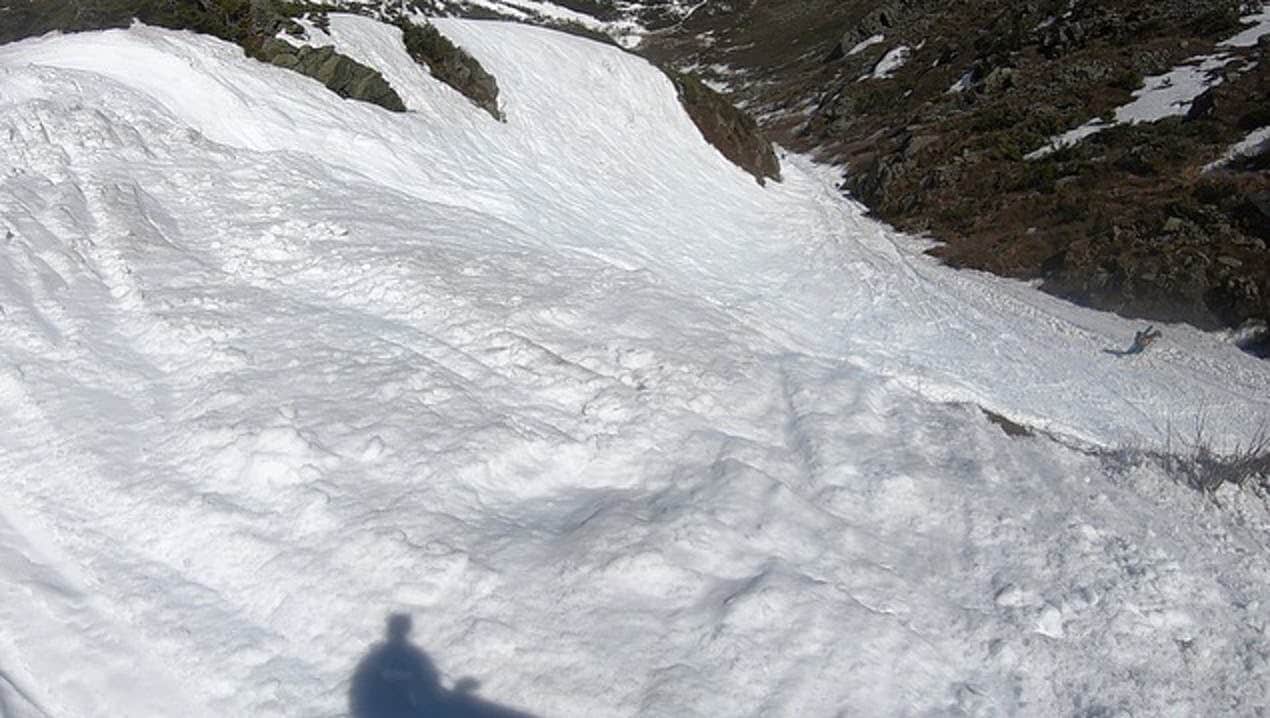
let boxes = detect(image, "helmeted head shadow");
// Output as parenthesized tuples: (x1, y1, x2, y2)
(349, 613, 538, 718)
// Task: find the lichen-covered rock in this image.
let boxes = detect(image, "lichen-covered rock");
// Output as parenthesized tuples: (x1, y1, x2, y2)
(666, 70, 781, 184)
(257, 38, 406, 112)
(400, 20, 503, 121)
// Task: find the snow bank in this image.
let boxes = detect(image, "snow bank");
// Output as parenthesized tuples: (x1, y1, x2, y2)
(0, 15, 1268, 718)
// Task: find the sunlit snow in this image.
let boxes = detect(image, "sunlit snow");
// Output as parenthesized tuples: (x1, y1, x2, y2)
(0, 14, 1268, 718)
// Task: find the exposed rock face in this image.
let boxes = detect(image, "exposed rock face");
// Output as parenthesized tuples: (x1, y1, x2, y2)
(667, 70, 781, 184)
(400, 20, 503, 121)
(257, 39, 407, 112)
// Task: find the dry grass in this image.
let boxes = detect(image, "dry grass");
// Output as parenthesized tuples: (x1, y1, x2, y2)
(1153, 418, 1270, 494)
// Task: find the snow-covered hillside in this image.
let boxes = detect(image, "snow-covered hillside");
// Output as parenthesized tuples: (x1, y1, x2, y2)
(1, 16, 1268, 717)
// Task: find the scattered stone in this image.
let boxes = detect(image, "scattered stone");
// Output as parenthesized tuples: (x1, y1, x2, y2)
(1185, 87, 1217, 121)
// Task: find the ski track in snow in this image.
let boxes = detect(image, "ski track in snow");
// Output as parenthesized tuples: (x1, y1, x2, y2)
(0, 15, 1268, 717)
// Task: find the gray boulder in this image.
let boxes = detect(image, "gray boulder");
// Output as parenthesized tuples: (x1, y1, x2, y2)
(258, 39, 406, 113)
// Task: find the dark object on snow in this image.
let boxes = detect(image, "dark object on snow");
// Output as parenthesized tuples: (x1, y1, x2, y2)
(982, 407, 1034, 437)
(1185, 87, 1216, 121)
(400, 20, 504, 121)
(257, 39, 406, 112)
(349, 613, 537, 718)
(665, 69, 782, 185)
(1103, 325, 1163, 356)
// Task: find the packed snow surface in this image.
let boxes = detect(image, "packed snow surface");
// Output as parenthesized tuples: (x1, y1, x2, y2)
(1, 15, 1269, 718)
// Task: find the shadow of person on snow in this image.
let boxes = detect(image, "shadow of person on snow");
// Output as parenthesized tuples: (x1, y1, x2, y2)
(349, 613, 538, 718)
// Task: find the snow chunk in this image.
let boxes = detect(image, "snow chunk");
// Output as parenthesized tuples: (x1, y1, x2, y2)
(1219, 7, 1270, 48)
(1034, 603, 1065, 639)
(869, 45, 910, 79)
(847, 33, 885, 56)
(947, 69, 974, 94)
(1114, 55, 1234, 124)
(212, 422, 338, 493)
(1024, 119, 1109, 159)
(1204, 124, 1270, 171)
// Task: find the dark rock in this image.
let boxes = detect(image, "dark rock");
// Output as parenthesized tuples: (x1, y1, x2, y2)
(666, 70, 781, 184)
(257, 39, 406, 112)
(1205, 274, 1264, 326)
(1185, 87, 1217, 121)
(1246, 192, 1270, 226)
(982, 408, 1034, 438)
(1232, 318, 1270, 357)
(400, 20, 503, 121)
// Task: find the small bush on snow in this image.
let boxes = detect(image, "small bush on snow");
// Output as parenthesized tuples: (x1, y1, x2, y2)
(1106, 419, 1270, 496)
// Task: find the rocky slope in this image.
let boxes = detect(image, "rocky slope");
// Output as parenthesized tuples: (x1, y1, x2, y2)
(629, 0, 1270, 351)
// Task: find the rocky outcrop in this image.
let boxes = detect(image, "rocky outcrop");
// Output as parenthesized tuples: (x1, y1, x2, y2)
(257, 38, 406, 112)
(666, 70, 781, 184)
(0, 1, 407, 113)
(827, 0, 939, 59)
(400, 20, 503, 121)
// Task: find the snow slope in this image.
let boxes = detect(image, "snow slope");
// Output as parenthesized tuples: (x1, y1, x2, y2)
(0, 15, 1268, 717)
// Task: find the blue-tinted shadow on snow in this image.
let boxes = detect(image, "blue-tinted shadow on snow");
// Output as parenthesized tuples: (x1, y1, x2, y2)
(350, 613, 538, 718)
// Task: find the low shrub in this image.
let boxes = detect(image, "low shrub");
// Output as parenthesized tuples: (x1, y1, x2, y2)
(1107, 420, 1270, 495)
